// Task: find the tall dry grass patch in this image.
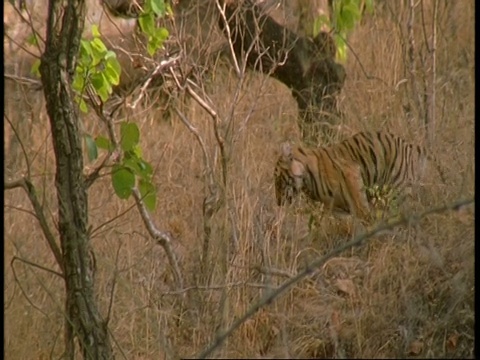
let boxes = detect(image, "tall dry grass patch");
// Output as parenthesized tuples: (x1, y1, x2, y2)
(4, 0, 474, 358)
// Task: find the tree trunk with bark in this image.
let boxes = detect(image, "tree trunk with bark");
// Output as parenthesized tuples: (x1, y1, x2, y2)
(39, 0, 113, 358)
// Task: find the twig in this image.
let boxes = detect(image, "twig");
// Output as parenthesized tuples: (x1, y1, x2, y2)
(4, 114, 32, 178)
(407, 0, 425, 124)
(196, 197, 475, 359)
(337, 33, 388, 86)
(170, 74, 222, 273)
(176, 75, 232, 266)
(90, 201, 137, 238)
(131, 187, 184, 290)
(174, 107, 215, 189)
(82, 86, 122, 189)
(84, 153, 111, 188)
(185, 79, 228, 188)
(423, 0, 438, 146)
(10, 256, 48, 316)
(255, 266, 295, 279)
(106, 241, 123, 325)
(10, 0, 45, 52)
(4, 30, 41, 60)
(4, 73, 43, 88)
(159, 282, 271, 296)
(215, 0, 241, 77)
(5, 178, 64, 274)
(85, 85, 120, 150)
(128, 56, 180, 109)
(12, 255, 63, 278)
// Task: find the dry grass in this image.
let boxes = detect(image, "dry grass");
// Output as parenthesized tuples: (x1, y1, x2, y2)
(4, 0, 474, 358)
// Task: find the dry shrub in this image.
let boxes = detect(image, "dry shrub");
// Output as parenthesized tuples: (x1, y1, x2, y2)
(4, 0, 474, 358)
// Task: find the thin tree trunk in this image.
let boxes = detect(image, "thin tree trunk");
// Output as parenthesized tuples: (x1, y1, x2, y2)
(39, 0, 113, 358)
(407, 0, 424, 125)
(425, 0, 438, 146)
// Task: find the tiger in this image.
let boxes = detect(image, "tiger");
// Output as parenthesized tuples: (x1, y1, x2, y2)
(274, 131, 445, 220)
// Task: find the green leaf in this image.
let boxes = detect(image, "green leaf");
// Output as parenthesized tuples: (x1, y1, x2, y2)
(101, 73, 113, 93)
(156, 27, 169, 42)
(150, 0, 166, 17)
(364, 0, 374, 13)
(104, 50, 117, 61)
(123, 152, 153, 180)
(313, 14, 330, 37)
(72, 70, 85, 92)
(90, 73, 112, 102)
(30, 59, 41, 77)
(105, 59, 121, 85)
(165, 3, 173, 16)
(90, 38, 108, 65)
(132, 145, 143, 159)
(91, 24, 101, 38)
(85, 134, 98, 161)
(139, 178, 157, 211)
(105, 51, 122, 78)
(26, 34, 38, 46)
(147, 40, 157, 57)
(120, 122, 140, 152)
(90, 73, 103, 89)
(340, 3, 361, 30)
(335, 34, 347, 63)
(137, 159, 153, 179)
(123, 156, 143, 176)
(79, 98, 89, 113)
(308, 214, 315, 231)
(91, 37, 108, 54)
(95, 136, 112, 151)
(139, 13, 155, 35)
(112, 165, 135, 199)
(80, 40, 93, 64)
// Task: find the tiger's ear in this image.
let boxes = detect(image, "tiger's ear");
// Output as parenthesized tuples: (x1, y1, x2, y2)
(281, 143, 305, 177)
(290, 159, 305, 177)
(280, 142, 292, 159)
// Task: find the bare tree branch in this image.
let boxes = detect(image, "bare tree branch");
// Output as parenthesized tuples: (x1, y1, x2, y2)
(12, 255, 63, 278)
(4, 73, 43, 87)
(423, 0, 438, 146)
(215, 0, 241, 77)
(196, 197, 475, 358)
(5, 178, 64, 274)
(407, 0, 425, 124)
(9, 0, 45, 52)
(131, 187, 184, 290)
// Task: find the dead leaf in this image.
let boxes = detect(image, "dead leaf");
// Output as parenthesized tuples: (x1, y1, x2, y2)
(408, 340, 424, 356)
(456, 206, 474, 225)
(322, 256, 367, 281)
(446, 333, 459, 352)
(331, 310, 341, 331)
(334, 278, 356, 297)
(329, 309, 342, 340)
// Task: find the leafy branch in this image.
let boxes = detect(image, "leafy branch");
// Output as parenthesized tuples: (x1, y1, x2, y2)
(314, 0, 374, 62)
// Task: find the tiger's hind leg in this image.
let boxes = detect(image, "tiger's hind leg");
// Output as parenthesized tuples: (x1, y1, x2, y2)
(341, 163, 372, 221)
(331, 162, 372, 237)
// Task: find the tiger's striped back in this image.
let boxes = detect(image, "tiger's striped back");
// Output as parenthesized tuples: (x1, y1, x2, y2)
(274, 131, 441, 218)
(327, 131, 428, 192)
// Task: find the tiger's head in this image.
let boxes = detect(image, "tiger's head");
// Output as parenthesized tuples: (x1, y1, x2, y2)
(274, 142, 308, 206)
